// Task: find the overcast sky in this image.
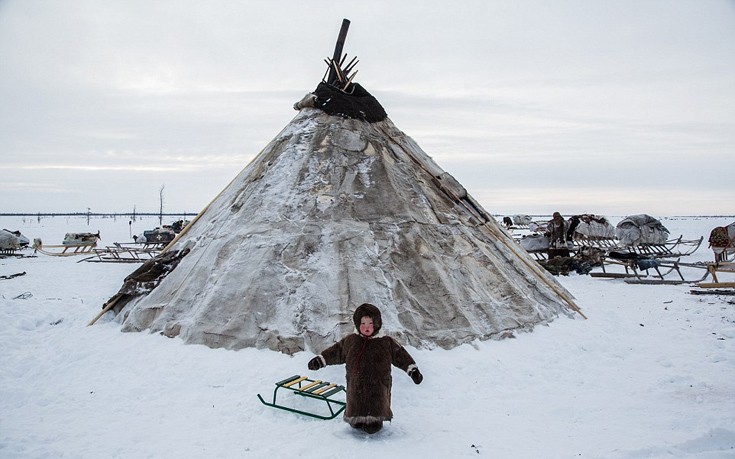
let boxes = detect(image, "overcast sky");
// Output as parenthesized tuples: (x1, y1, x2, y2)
(1, 0, 733, 217)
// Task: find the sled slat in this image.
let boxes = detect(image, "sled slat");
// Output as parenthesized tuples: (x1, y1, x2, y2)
(304, 382, 330, 393)
(313, 383, 336, 395)
(298, 380, 322, 392)
(698, 282, 735, 288)
(281, 376, 308, 388)
(320, 386, 344, 398)
(276, 375, 302, 386)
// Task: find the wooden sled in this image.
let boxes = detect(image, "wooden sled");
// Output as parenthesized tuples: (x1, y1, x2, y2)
(592, 254, 709, 285)
(616, 236, 703, 259)
(79, 243, 161, 263)
(570, 235, 620, 252)
(697, 262, 735, 289)
(571, 235, 703, 260)
(32, 239, 98, 257)
(257, 375, 346, 420)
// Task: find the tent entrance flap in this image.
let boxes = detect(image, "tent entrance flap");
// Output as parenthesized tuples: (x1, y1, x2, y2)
(257, 375, 346, 420)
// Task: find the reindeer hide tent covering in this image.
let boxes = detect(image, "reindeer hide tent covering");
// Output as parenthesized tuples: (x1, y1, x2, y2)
(112, 86, 579, 355)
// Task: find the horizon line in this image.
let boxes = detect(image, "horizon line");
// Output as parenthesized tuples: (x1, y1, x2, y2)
(1, 212, 733, 219)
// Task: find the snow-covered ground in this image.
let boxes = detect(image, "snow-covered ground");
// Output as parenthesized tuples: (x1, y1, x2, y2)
(1, 215, 733, 458)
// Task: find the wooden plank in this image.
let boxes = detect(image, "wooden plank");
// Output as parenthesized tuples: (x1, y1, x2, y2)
(298, 380, 322, 392)
(312, 383, 336, 395)
(303, 382, 329, 393)
(281, 376, 309, 388)
(698, 282, 735, 289)
(591, 272, 637, 278)
(711, 262, 735, 272)
(304, 382, 330, 393)
(624, 279, 691, 285)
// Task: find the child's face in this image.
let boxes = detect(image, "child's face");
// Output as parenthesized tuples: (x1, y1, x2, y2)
(359, 316, 374, 337)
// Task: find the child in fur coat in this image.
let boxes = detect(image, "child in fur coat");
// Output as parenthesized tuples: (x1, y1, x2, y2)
(308, 303, 423, 434)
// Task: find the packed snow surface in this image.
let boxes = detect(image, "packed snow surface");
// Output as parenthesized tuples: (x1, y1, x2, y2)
(1, 215, 734, 458)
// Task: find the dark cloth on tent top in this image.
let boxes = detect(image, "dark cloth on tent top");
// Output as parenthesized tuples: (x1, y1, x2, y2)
(313, 82, 387, 122)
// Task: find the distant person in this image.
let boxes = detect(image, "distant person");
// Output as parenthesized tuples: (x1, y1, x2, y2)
(307, 303, 423, 434)
(546, 212, 570, 258)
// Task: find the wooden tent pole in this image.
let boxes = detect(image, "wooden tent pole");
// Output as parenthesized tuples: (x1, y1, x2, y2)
(452, 192, 586, 319)
(480, 217, 588, 319)
(88, 187, 225, 326)
(388, 132, 586, 319)
(89, 144, 266, 326)
(87, 294, 123, 326)
(159, 165, 248, 254)
(87, 181, 233, 327)
(161, 128, 285, 255)
(327, 19, 350, 85)
(460, 202, 586, 319)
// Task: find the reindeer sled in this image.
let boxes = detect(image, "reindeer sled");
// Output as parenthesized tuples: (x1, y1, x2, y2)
(693, 223, 735, 290)
(571, 214, 702, 258)
(515, 213, 704, 284)
(33, 232, 100, 257)
(579, 214, 703, 284)
(591, 252, 709, 285)
(1, 229, 30, 256)
(79, 242, 163, 263)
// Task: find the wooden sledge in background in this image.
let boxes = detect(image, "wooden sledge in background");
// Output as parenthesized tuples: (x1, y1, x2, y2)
(697, 262, 735, 289)
(573, 235, 703, 259)
(79, 242, 164, 263)
(619, 236, 704, 258)
(591, 253, 709, 285)
(32, 235, 99, 257)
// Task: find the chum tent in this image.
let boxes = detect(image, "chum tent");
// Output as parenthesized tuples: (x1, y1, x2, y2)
(102, 20, 583, 354)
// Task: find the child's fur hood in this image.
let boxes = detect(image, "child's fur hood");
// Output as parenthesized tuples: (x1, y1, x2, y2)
(352, 303, 382, 335)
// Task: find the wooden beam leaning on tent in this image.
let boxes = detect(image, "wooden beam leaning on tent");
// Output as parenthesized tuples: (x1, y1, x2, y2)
(86, 132, 256, 328)
(394, 144, 586, 319)
(87, 247, 192, 326)
(87, 106, 285, 328)
(475, 203, 587, 320)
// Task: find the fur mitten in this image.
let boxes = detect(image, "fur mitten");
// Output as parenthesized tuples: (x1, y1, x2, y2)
(308, 355, 325, 370)
(408, 367, 423, 384)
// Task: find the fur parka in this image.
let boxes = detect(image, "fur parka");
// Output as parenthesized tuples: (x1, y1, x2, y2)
(317, 304, 417, 426)
(546, 213, 570, 249)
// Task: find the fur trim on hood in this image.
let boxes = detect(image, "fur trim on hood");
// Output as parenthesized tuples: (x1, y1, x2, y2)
(353, 303, 382, 335)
